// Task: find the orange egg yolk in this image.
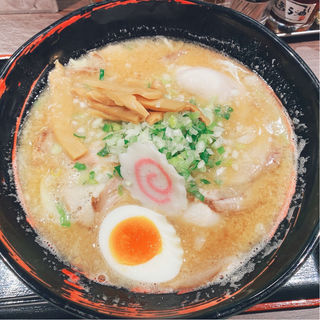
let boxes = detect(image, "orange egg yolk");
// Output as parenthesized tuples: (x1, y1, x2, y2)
(109, 216, 162, 266)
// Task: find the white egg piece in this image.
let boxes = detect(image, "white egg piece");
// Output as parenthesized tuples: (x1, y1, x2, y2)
(119, 142, 187, 216)
(175, 66, 241, 104)
(98, 205, 184, 283)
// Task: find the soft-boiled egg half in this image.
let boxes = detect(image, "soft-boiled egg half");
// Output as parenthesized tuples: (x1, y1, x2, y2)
(98, 205, 183, 283)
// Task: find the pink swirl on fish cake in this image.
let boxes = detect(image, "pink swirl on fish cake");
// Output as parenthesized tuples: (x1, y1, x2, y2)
(135, 158, 172, 204)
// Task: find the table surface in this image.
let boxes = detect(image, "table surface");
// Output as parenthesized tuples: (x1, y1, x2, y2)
(0, 0, 319, 319)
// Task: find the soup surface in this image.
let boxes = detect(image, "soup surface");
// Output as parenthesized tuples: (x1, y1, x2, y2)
(17, 37, 296, 292)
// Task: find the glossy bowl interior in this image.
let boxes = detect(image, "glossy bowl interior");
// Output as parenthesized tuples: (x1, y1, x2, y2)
(0, 0, 319, 318)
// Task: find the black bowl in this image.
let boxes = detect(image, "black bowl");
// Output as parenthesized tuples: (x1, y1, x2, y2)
(0, 0, 318, 318)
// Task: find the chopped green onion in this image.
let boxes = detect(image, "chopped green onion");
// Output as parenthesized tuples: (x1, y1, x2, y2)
(187, 181, 205, 202)
(166, 151, 172, 160)
(56, 203, 71, 227)
(89, 106, 232, 199)
(128, 136, 138, 144)
(214, 106, 221, 115)
(194, 193, 205, 203)
(118, 185, 124, 196)
(107, 173, 113, 179)
(223, 113, 231, 120)
(188, 127, 198, 136)
(87, 171, 98, 185)
(189, 142, 196, 150)
(204, 128, 213, 134)
(214, 179, 223, 185)
(102, 123, 111, 132)
(103, 133, 114, 140)
(168, 115, 177, 129)
(73, 133, 86, 139)
(179, 170, 190, 180)
(200, 179, 211, 185)
(111, 123, 122, 131)
(113, 165, 122, 178)
(207, 122, 216, 131)
(189, 111, 200, 122)
(200, 150, 210, 163)
(190, 160, 199, 170)
(214, 105, 233, 121)
(147, 82, 151, 88)
(151, 128, 164, 136)
(217, 146, 225, 155)
(99, 69, 105, 80)
(195, 121, 206, 133)
(97, 144, 109, 157)
(168, 153, 189, 174)
(74, 162, 87, 171)
(151, 123, 166, 136)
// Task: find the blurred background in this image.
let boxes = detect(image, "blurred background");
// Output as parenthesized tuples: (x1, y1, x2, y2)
(0, 0, 318, 75)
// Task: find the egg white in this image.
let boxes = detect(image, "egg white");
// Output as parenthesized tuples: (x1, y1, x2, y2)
(98, 205, 183, 283)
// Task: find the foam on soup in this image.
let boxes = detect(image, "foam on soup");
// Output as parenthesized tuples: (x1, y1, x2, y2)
(16, 37, 297, 292)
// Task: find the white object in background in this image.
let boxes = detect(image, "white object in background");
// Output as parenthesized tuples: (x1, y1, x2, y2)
(0, 0, 58, 14)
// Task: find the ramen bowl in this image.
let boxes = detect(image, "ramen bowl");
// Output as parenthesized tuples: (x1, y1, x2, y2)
(0, 0, 318, 318)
